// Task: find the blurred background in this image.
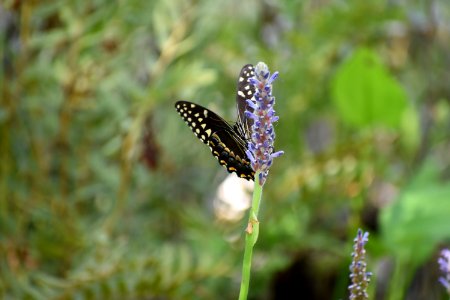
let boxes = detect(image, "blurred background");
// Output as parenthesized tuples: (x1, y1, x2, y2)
(1, 0, 450, 299)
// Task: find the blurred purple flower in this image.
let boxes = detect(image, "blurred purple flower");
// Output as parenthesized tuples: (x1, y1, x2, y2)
(438, 248, 450, 293)
(348, 229, 372, 300)
(245, 62, 283, 185)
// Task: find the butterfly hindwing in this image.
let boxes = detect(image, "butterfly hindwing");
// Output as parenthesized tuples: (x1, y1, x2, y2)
(175, 100, 255, 180)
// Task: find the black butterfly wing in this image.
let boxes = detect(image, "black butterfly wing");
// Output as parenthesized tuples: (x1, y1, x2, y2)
(235, 64, 256, 138)
(175, 101, 254, 180)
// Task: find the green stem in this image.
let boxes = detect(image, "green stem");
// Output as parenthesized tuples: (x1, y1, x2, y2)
(238, 172, 263, 300)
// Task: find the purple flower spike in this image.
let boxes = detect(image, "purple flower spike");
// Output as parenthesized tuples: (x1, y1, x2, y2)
(246, 62, 284, 185)
(439, 248, 450, 294)
(348, 229, 372, 300)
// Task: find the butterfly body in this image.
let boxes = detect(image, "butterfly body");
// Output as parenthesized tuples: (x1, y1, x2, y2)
(174, 65, 256, 180)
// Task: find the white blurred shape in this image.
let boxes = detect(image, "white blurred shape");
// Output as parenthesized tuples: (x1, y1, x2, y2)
(214, 174, 253, 222)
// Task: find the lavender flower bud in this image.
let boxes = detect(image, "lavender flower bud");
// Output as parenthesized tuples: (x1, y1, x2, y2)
(246, 62, 284, 185)
(438, 248, 450, 294)
(348, 229, 372, 300)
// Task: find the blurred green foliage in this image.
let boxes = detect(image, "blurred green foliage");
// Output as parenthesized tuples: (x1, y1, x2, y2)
(1, 0, 450, 299)
(332, 47, 407, 128)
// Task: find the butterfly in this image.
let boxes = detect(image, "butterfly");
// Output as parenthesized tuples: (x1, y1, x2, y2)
(174, 64, 256, 181)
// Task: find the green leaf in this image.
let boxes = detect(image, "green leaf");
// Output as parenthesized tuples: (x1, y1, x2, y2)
(380, 160, 450, 262)
(332, 48, 407, 128)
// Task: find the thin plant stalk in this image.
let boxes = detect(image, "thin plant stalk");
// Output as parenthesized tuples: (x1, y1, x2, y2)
(238, 172, 262, 300)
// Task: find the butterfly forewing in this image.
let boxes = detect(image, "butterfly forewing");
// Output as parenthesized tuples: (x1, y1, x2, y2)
(236, 64, 256, 137)
(175, 100, 255, 180)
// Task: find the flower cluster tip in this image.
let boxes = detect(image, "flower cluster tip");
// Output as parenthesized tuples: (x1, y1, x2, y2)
(245, 62, 283, 185)
(439, 248, 450, 294)
(348, 229, 372, 300)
